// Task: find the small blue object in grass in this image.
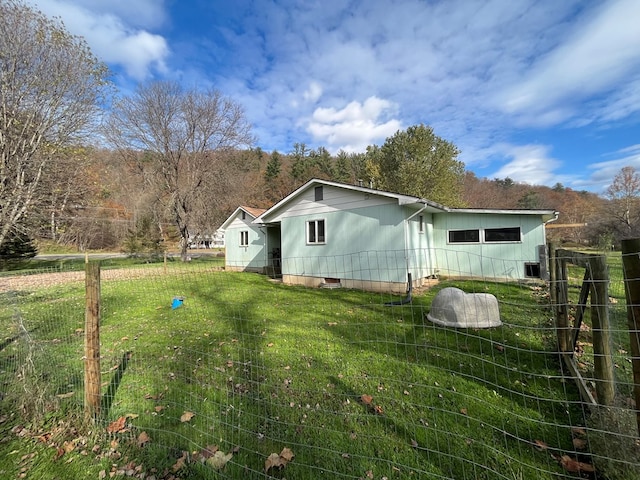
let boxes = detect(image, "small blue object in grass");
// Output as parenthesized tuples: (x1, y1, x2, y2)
(171, 296, 184, 309)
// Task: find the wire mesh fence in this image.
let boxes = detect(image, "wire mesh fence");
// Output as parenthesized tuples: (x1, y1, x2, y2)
(0, 248, 638, 479)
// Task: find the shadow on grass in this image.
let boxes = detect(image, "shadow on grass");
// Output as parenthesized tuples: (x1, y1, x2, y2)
(101, 351, 132, 416)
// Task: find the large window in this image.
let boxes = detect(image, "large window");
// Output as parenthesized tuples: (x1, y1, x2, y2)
(449, 229, 480, 243)
(485, 227, 521, 242)
(307, 219, 326, 244)
(240, 230, 249, 246)
(448, 227, 522, 244)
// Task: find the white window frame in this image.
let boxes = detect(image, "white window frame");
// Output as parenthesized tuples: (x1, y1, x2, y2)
(240, 230, 249, 247)
(306, 219, 326, 245)
(447, 227, 522, 244)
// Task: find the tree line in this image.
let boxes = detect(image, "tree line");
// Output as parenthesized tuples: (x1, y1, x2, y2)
(1, 0, 638, 264)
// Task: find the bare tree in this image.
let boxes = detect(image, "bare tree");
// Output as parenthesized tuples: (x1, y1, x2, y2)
(606, 166, 640, 233)
(105, 80, 254, 259)
(0, 0, 110, 248)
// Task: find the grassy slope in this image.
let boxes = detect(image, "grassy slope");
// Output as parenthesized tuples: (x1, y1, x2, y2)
(0, 265, 587, 479)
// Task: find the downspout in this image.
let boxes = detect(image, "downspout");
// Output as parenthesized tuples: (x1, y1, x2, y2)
(393, 202, 427, 303)
(403, 203, 428, 273)
(259, 226, 268, 271)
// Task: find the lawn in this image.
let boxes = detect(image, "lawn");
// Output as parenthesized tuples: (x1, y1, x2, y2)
(0, 262, 592, 479)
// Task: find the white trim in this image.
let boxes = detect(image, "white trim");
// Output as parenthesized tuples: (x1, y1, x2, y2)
(306, 218, 326, 245)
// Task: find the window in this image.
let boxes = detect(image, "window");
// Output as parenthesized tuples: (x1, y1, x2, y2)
(525, 262, 541, 278)
(240, 231, 249, 246)
(315, 186, 323, 201)
(449, 229, 480, 243)
(419, 215, 424, 233)
(241, 211, 246, 220)
(485, 227, 521, 242)
(307, 219, 326, 244)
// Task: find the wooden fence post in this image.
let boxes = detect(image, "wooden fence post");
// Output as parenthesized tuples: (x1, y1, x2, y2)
(556, 257, 570, 353)
(549, 242, 557, 312)
(85, 261, 101, 419)
(590, 255, 615, 406)
(621, 239, 640, 436)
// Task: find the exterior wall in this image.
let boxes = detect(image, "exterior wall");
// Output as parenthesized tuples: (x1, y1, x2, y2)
(432, 213, 546, 280)
(224, 214, 266, 272)
(277, 185, 436, 285)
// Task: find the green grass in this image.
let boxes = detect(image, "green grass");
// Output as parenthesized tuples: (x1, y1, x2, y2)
(0, 266, 589, 479)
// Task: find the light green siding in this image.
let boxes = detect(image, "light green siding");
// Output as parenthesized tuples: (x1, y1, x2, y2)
(432, 213, 546, 280)
(224, 215, 265, 271)
(280, 204, 434, 284)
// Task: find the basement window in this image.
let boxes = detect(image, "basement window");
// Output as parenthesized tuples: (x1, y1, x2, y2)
(525, 262, 541, 278)
(307, 219, 326, 244)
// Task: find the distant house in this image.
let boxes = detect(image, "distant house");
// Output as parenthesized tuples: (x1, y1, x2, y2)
(219, 206, 267, 272)
(220, 179, 558, 292)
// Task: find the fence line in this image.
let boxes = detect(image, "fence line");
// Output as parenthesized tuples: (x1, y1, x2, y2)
(1, 248, 638, 479)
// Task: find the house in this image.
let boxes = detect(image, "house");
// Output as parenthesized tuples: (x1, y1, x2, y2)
(219, 206, 267, 272)
(220, 179, 558, 293)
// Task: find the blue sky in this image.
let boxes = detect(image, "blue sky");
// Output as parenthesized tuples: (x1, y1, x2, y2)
(29, 0, 640, 193)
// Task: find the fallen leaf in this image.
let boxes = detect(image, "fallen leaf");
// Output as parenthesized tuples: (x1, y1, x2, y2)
(571, 426, 587, 436)
(373, 405, 384, 415)
(53, 447, 65, 460)
(534, 439, 548, 451)
(410, 439, 419, 448)
(180, 411, 195, 423)
(56, 392, 74, 399)
(494, 344, 505, 352)
(559, 455, 595, 473)
(280, 447, 294, 462)
(207, 451, 232, 470)
(460, 408, 468, 415)
(137, 431, 150, 447)
(172, 451, 188, 472)
(199, 445, 218, 460)
(154, 406, 165, 412)
(106, 417, 127, 433)
(264, 447, 294, 472)
(265, 453, 284, 472)
(572, 438, 588, 450)
(267, 342, 274, 347)
(361, 394, 373, 405)
(63, 440, 76, 453)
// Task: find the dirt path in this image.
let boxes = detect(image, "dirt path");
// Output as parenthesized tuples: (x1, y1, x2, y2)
(0, 268, 166, 293)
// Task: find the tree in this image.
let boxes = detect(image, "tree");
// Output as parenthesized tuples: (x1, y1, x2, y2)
(265, 150, 282, 181)
(364, 124, 465, 206)
(0, 231, 36, 269)
(0, 0, 110, 250)
(105, 80, 254, 260)
(605, 165, 640, 239)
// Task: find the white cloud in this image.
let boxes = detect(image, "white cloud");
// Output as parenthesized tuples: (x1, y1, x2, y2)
(28, 0, 169, 80)
(500, 0, 640, 123)
(307, 97, 401, 153)
(489, 144, 564, 186)
(585, 145, 640, 191)
(303, 82, 323, 103)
